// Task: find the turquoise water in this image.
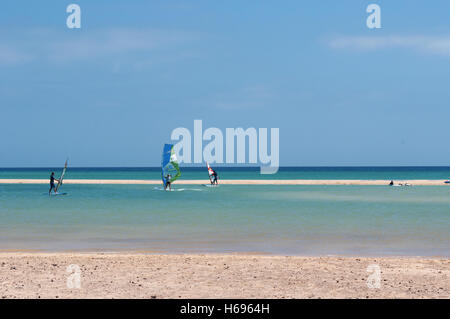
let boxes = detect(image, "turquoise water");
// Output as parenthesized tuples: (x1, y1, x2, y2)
(1, 166, 450, 180)
(0, 168, 449, 256)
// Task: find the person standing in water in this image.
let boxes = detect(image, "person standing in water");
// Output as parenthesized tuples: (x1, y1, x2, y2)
(211, 169, 218, 185)
(49, 172, 60, 195)
(164, 174, 172, 191)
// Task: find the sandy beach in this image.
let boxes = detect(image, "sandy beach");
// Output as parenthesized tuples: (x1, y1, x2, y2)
(0, 253, 448, 299)
(1, 179, 449, 185)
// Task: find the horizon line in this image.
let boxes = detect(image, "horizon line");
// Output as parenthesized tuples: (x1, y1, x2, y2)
(2, 165, 450, 169)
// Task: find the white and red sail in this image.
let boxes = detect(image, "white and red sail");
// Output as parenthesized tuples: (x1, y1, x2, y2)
(206, 163, 214, 178)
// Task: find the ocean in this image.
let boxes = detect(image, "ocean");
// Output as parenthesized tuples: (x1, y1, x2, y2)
(2, 166, 450, 180)
(0, 167, 449, 256)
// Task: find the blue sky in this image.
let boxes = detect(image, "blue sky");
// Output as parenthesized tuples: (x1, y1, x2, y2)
(1, 1, 450, 167)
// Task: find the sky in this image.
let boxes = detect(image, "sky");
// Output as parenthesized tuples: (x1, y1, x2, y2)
(1, 0, 450, 167)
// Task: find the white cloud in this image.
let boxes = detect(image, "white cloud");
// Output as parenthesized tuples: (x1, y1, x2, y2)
(0, 28, 196, 66)
(48, 28, 193, 62)
(328, 35, 450, 56)
(0, 45, 33, 66)
(208, 85, 274, 110)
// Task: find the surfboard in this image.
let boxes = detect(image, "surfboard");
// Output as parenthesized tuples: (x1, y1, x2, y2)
(202, 184, 219, 187)
(49, 192, 67, 196)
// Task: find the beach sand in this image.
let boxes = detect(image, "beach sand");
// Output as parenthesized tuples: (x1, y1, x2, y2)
(0, 179, 449, 185)
(0, 253, 448, 299)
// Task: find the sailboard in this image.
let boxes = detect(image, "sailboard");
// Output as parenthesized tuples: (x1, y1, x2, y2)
(49, 192, 67, 196)
(202, 184, 218, 187)
(393, 183, 412, 187)
(161, 144, 181, 188)
(55, 159, 68, 192)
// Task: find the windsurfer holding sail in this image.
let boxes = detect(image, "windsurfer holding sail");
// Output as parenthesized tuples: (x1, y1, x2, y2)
(207, 162, 218, 185)
(165, 174, 172, 191)
(161, 144, 181, 191)
(49, 172, 60, 195)
(211, 170, 218, 185)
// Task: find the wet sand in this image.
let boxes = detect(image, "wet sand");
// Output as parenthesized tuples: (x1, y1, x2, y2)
(0, 253, 448, 299)
(0, 179, 449, 185)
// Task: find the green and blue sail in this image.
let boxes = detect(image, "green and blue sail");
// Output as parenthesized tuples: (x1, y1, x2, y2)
(161, 144, 181, 187)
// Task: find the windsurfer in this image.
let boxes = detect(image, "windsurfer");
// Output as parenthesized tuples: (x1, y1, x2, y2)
(211, 170, 218, 185)
(165, 174, 172, 191)
(49, 172, 60, 195)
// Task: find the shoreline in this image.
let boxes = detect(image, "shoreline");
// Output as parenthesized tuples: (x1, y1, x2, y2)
(1, 179, 450, 185)
(1, 249, 448, 259)
(0, 249, 447, 259)
(0, 252, 448, 298)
